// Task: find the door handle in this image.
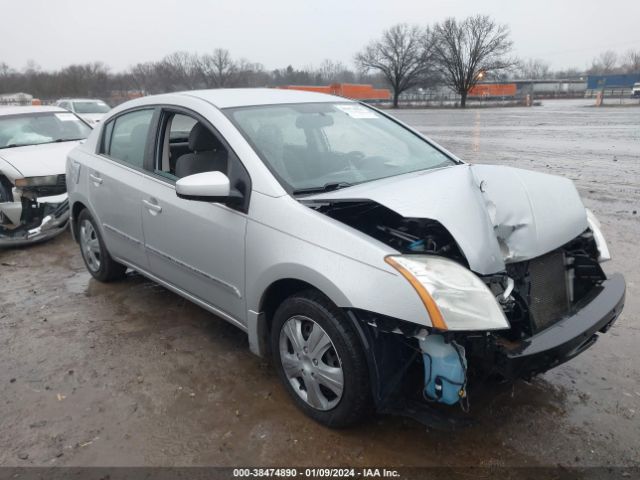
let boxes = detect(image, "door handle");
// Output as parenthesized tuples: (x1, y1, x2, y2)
(142, 199, 162, 214)
(89, 173, 103, 185)
(70, 161, 82, 184)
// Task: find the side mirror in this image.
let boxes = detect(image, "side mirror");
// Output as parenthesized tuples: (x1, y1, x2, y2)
(176, 171, 231, 202)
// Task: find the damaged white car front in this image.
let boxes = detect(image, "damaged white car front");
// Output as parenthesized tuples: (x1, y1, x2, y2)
(301, 162, 625, 425)
(0, 107, 91, 246)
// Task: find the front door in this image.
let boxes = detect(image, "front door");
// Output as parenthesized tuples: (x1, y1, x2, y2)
(140, 178, 247, 323)
(138, 109, 250, 324)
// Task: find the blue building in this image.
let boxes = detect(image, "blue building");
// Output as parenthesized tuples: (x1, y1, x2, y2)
(586, 73, 640, 96)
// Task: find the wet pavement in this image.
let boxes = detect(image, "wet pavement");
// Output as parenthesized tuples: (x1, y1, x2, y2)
(1, 99, 638, 467)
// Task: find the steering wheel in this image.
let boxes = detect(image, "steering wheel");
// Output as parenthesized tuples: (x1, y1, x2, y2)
(343, 150, 366, 167)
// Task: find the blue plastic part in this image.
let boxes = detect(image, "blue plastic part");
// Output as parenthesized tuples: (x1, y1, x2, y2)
(408, 239, 424, 252)
(420, 335, 467, 405)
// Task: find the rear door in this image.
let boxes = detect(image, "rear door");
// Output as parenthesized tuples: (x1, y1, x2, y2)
(88, 108, 157, 269)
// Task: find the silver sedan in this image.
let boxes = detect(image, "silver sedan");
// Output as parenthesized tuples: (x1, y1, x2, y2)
(66, 89, 625, 427)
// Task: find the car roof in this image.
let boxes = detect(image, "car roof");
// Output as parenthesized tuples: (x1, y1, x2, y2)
(176, 88, 352, 109)
(0, 105, 67, 116)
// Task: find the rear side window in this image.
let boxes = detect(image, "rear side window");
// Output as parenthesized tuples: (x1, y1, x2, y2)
(103, 109, 154, 168)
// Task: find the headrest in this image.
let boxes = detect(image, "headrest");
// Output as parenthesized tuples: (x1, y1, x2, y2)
(189, 123, 221, 152)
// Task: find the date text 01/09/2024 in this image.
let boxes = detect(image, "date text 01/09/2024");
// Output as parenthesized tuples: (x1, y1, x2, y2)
(231, 468, 401, 478)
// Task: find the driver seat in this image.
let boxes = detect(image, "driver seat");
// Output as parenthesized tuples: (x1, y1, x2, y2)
(175, 123, 227, 178)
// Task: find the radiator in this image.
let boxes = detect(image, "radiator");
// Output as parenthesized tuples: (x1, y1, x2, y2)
(528, 251, 569, 332)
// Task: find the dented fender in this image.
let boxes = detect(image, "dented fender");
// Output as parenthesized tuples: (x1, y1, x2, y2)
(470, 165, 587, 264)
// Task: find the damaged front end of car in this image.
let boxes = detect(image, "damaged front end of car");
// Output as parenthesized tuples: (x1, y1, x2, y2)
(0, 174, 70, 247)
(301, 165, 626, 428)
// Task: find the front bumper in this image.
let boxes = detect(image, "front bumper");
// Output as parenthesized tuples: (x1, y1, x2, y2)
(499, 273, 626, 378)
(0, 199, 69, 247)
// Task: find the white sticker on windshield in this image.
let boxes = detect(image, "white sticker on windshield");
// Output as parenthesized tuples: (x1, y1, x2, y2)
(335, 104, 379, 119)
(55, 113, 77, 121)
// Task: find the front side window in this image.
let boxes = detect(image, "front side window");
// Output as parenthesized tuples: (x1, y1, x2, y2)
(226, 102, 456, 194)
(0, 112, 91, 149)
(153, 109, 251, 212)
(105, 109, 154, 168)
(155, 112, 226, 180)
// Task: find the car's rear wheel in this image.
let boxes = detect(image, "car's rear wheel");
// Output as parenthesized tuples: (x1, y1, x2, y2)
(77, 209, 127, 282)
(271, 290, 372, 427)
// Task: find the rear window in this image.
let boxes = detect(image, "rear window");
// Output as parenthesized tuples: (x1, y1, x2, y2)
(73, 101, 110, 114)
(103, 109, 154, 168)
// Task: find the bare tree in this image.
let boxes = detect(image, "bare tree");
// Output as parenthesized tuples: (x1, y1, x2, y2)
(235, 59, 270, 87)
(0, 62, 14, 96)
(623, 49, 640, 73)
(198, 48, 237, 88)
(431, 15, 514, 107)
(355, 24, 433, 107)
(517, 58, 551, 79)
(58, 62, 110, 97)
(129, 62, 156, 93)
(316, 59, 355, 84)
(588, 50, 619, 74)
(553, 67, 583, 79)
(0, 62, 12, 77)
(23, 60, 41, 75)
(158, 51, 200, 90)
(272, 64, 315, 86)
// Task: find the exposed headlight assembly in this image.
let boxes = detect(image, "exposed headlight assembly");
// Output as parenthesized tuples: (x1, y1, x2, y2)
(385, 255, 510, 331)
(14, 175, 60, 188)
(586, 209, 611, 262)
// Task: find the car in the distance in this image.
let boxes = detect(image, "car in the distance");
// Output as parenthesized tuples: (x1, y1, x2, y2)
(56, 98, 111, 126)
(632, 82, 640, 97)
(66, 89, 626, 427)
(0, 106, 91, 246)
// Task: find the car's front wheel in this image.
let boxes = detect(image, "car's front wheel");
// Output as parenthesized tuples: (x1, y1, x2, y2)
(0, 178, 13, 224)
(271, 290, 372, 427)
(77, 209, 127, 282)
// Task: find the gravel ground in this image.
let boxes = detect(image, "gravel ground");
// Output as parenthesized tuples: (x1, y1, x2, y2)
(0, 99, 638, 467)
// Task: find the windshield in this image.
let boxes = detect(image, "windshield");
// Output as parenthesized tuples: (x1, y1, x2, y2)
(73, 101, 110, 114)
(0, 112, 91, 149)
(226, 102, 456, 193)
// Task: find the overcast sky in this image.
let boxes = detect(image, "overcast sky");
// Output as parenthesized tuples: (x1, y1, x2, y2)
(1, 0, 638, 72)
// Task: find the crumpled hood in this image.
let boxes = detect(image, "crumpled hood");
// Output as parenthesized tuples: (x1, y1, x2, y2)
(305, 164, 588, 274)
(0, 141, 81, 179)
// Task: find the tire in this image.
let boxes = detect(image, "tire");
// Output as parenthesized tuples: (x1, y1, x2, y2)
(0, 178, 12, 224)
(76, 209, 127, 282)
(271, 289, 373, 427)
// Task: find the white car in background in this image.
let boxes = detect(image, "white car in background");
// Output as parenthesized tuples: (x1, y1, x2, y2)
(56, 98, 111, 126)
(0, 106, 92, 246)
(632, 82, 640, 97)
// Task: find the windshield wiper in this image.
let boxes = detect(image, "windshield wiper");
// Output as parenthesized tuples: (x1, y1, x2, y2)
(0, 144, 19, 149)
(49, 138, 84, 143)
(292, 182, 353, 195)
